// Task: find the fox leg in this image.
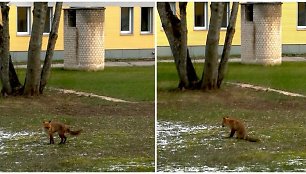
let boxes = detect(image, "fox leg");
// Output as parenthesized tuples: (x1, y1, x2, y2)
(59, 133, 67, 144)
(49, 134, 54, 144)
(229, 129, 236, 138)
(63, 135, 67, 144)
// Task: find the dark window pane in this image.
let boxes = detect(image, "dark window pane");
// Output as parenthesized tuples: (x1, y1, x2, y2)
(194, 2, 205, 27)
(245, 4, 253, 22)
(221, 3, 229, 28)
(121, 7, 130, 32)
(298, 2, 306, 26)
(44, 7, 52, 33)
(17, 7, 28, 32)
(68, 9, 76, 27)
(141, 7, 152, 32)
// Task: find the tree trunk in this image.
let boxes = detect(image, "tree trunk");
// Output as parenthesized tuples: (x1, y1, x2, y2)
(217, 2, 239, 88)
(8, 55, 22, 94)
(24, 2, 48, 96)
(157, 2, 198, 90)
(201, 2, 224, 90)
(186, 49, 199, 88)
(0, 3, 12, 95)
(40, 2, 63, 94)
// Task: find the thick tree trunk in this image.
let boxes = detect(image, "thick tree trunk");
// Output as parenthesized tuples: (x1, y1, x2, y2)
(40, 2, 63, 94)
(8, 56, 22, 94)
(201, 3, 224, 90)
(0, 3, 12, 95)
(157, 2, 198, 90)
(217, 2, 239, 88)
(186, 49, 199, 88)
(177, 2, 189, 89)
(24, 2, 48, 96)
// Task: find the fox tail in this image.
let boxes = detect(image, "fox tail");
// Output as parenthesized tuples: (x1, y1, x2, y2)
(68, 129, 82, 135)
(245, 136, 260, 142)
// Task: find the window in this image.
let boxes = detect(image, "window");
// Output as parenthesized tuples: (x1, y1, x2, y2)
(298, 2, 306, 28)
(141, 7, 153, 34)
(221, 2, 230, 28)
(245, 4, 253, 22)
(194, 2, 208, 30)
(44, 7, 53, 33)
(121, 7, 133, 34)
(68, 9, 76, 27)
(17, 7, 30, 34)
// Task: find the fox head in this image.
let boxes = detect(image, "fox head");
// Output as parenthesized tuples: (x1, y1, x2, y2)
(42, 120, 51, 129)
(222, 117, 229, 127)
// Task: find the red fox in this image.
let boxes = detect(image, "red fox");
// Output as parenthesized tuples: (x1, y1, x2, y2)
(222, 117, 259, 142)
(43, 120, 82, 144)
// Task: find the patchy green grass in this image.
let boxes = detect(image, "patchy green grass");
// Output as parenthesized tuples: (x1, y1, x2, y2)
(12, 66, 154, 102)
(158, 62, 306, 95)
(0, 65, 154, 171)
(0, 91, 154, 172)
(157, 62, 306, 172)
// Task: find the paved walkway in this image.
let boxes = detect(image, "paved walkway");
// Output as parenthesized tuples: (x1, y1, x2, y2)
(13, 57, 306, 68)
(158, 56, 306, 63)
(14, 60, 155, 69)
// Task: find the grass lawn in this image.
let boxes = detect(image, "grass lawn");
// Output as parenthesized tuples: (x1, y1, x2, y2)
(12, 66, 154, 102)
(157, 62, 306, 172)
(0, 66, 154, 172)
(158, 62, 306, 95)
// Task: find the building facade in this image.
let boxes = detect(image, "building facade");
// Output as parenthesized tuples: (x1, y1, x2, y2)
(157, 2, 306, 58)
(7, 2, 155, 62)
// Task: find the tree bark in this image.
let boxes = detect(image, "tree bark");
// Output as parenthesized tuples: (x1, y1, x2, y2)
(157, 2, 198, 90)
(217, 2, 239, 88)
(0, 3, 12, 95)
(8, 55, 22, 94)
(40, 2, 63, 94)
(201, 3, 224, 90)
(24, 2, 48, 96)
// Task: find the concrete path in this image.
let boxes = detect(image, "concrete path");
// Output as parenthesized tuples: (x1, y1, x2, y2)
(158, 56, 306, 63)
(49, 87, 138, 103)
(228, 82, 306, 98)
(14, 60, 155, 69)
(13, 57, 306, 69)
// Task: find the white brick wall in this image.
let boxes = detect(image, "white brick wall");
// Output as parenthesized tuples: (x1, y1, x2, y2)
(241, 3, 282, 65)
(64, 8, 105, 70)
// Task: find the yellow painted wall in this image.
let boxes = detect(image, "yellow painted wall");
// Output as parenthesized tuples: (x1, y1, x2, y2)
(104, 6, 154, 49)
(9, 5, 154, 51)
(282, 2, 306, 44)
(157, 2, 306, 47)
(157, 2, 241, 47)
(9, 5, 64, 51)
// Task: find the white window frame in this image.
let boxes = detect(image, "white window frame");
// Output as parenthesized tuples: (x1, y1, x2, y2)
(194, 2, 208, 31)
(221, 2, 230, 29)
(297, 2, 306, 29)
(120, 7, 133, 34)
(141, 7, 153, 34)
(43, 7, 53, 34)
(17, 6, 31, 36)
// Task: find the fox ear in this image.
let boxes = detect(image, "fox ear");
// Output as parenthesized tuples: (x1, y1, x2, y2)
(49, 120, 51, 123)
